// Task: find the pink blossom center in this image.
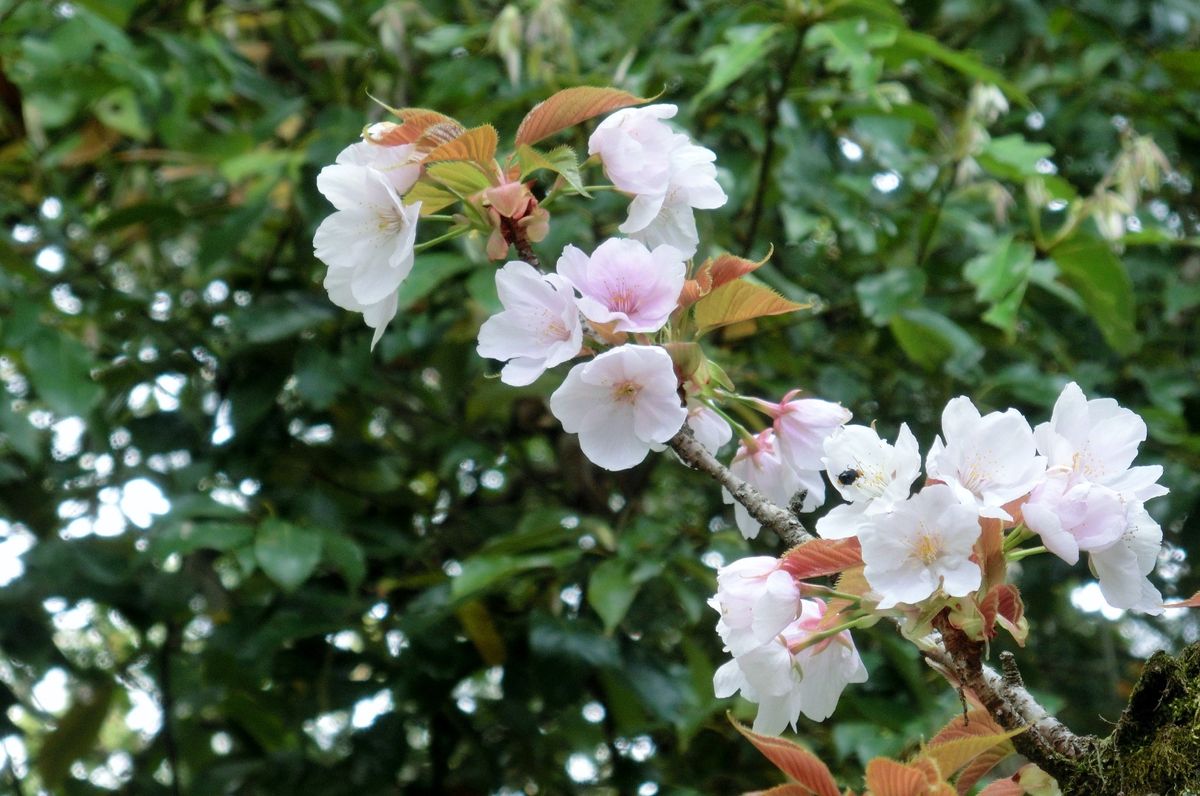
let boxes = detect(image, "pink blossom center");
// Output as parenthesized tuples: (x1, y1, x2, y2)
(612, 380, 642, 404)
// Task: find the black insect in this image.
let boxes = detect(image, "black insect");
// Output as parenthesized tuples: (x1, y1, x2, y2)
(836, 468, 861, 486)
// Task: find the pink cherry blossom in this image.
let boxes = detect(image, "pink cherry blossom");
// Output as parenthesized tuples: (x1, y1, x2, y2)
(686, 400, 733, 454)
(725, 430, 825, 539)
(816, 423, 921, 540)
(755, 392, 852, 474)
(549, 345, 686, 471)
(476, 262, 584, 386)
(925, 396, 1046, 520)
(315, 163, 422, 349)
(588, 104, 728, 257)
(709, 556, 800, 657)
(713, 598, 868, 733)
(858, 484, 983, 609)
(1022, 475, 1125, 565)
(555, 238, 686, 333)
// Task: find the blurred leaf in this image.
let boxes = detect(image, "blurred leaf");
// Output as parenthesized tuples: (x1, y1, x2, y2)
(24, 329, 103, 416)
(588, 559, 640, 634)
(322, 531, 366, 589)
(1050, 238, 1138, 354)
(889, 308, 983, 373)
(964, 236, 1035, 334)
(395, 253, 481, 311)
(978, 135, 1054, 180)
(453, 549, 581, 600)
(887, 29, 1029, 105)
(805, 19, 897, 91)
(856, 269, 925, 326)
(697, 25, 781, 101)
(36, 680, 115, 789)
(254, 519, 323, 592)
(93, 86, 149, 140)
(456, 599, 506, 665)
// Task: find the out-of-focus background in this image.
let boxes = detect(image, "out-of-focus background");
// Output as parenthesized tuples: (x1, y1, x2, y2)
(0, 0, 1198, 793)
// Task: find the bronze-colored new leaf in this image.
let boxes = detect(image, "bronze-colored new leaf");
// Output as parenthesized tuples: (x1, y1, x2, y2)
(693, 280, 811, 334)
(514, 86, 650, 147)
(730, 715, 841, 796)
(424, 125, 500, 168)
(780, 538, 864, 581)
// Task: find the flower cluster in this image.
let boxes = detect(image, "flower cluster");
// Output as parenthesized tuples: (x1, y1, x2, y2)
(710, 557, 868, 734)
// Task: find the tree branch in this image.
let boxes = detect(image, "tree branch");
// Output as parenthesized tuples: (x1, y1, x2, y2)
(668, 424, 810, 547)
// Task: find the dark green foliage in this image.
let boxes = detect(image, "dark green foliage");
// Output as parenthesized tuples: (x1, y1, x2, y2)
(0, 0, 1198, 793)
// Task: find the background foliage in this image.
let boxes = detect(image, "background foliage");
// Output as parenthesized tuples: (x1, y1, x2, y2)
(1, 0, 1199, 793)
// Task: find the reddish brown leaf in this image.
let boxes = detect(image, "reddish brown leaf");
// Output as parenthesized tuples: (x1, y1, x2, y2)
(372, 108, 465, 148)
(780, 538, 863, 581)
(514, 86, 650, 147)
(423, 125, 500, 167)
(1162, 590, 1200, 608)
(864, 758, 937, 796)
(993, 583, 1027, 645)
(709, 247, 774, 290)
(977, 588, 1000, 641)
(954, 742, 1016, 795)
(415, 121, 471, 154)
(693, 280, 812, 334)
(925, 727, 1023, 781)
(834, 566, 872, 599)
(975, 517, 1005, 590)
(731, 716, 841, 796)
(744, 786, 832, 796)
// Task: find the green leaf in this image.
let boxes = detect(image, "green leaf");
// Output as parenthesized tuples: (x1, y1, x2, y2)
(322, 532, 366, 589)
(150, 521, 254, 558)
(0, 399, 42, 463)
(254, 519, 323, 592)
(697, 24, 781, 101)
(516, 144, 587, 195)
(886, 29, 1030, 105)
(36, 680, 115, 789)
(587, 559, 640, 634)
(805, 19, 897, 91)
(452, 549, 581, 600)
(963, 236, 1035, 334)
(93, 87, 150, 140)
(1050, 238, 1138, 354)
(395, 253, 480, 311)
(424, 161, 493, 197)
(855, 269, 925, 326)
(978, 134, 1054, 181)
(889, 307, 983, 374)
(24, 329, 103, 416)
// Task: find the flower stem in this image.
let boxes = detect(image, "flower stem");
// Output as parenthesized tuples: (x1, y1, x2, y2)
(423, 214, 458, 222)
(414, 226, 469, 253)
(1002, 524, 1034, 552)
(788, 614, 876, 655)
(799, 583, 863, 604)
(1007, 545, 1047, 562)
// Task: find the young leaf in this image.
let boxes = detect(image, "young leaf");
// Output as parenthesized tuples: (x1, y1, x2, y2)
(514, 86, 650, 147)
(693, 280, 811, 334)
(703, 247, 774, 292)
(955, 742, 1018, 795)
(976, 777, 1025, 796)
(368, 105, 465, 147)
(993, 583, 1028, 645)
(924, 718, 1024, 782)
(730, 715, 841, 796)
(864, 757, 951, 796)
(1162, 591, 1200, 608)
(424, 124, 500, 167)
(424, 161, 493, 197)
(516, 143, 587, 195)
(780, 538, 864, 580)
(406, 179, 459, 214)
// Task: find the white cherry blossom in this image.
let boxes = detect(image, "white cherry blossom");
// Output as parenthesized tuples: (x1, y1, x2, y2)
(476, 262, 583, 386)
(714, 599, 868, 733)
(549, 345, 686, 471)
(1022, 475, 1125, 565)
(334, 140, 421, 195)
(709, 556, 800, 657)
(315, 163, 422, 349)
(724, 430, 824, 540)
(816, 423, 921, 540)
(925, 396, 1045, 520)
(588, 104, 728, 258)
(555, 238, 686, 333)
(1090, 501, 1164, 614)
(858, 484, 983, 609)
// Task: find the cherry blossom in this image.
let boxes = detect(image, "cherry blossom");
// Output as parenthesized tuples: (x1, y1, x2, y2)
(816, 423, 921, 540)
(755, 392, 852, 474)
(315, 163, 422, 348)
(333, 140, 421, 195)
(858, 484, 983, 609)
(1022, 476, 1125, 565)
(725, 430, 824, 540)
(709, 556, 800, 657)
(1033, 382, 1167, 503)
(555, 238, 686, 333)
(476, 262, 583, 386)
(925, 396, 1045, 520)
(686, 400, 732, 455)
(587, 104, 727, 257)
(1090, 501, 1164, 614)
(549, 345, 686, 471)
(714, 599, 868, 733)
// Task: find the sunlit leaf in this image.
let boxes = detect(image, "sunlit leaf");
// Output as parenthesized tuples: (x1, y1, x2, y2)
(514, 86, 650, 147)
(693, 280, 811, 334)
(425, 124, 500, 167)
(730, 715, 841, 796)
(781, 538, 864, 580)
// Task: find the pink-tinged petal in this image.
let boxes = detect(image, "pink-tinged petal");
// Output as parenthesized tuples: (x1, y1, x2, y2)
(751, 695, 794, 736)
(619, 191, 667, 235)
(498, 357, 547, 387)
(687, 403, 732, 454)
(629, 197, 700, 258)
(554, 245, 591, 290)
(548, 364, 596, 433)
(1023, 499, 1080, 565)
(578, 423, 650, 470)
(749, 570, 800, 642)
(316, 163, 394, 211)
(631, 392, 686, 444)
(713, 659, 747, 699)
(1105, 465, 1168, 501)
